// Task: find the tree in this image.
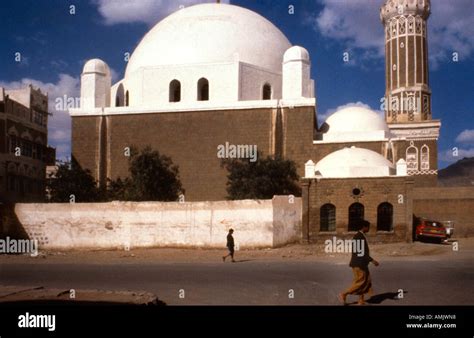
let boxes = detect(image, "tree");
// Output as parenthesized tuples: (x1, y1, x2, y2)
(106, 177, 133, 201)
(221, 154, 301, 200)
(47, 158, 101, 202)
(108, 146, 184, 201)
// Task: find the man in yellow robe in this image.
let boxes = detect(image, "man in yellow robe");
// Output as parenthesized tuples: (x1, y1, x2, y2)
(339, 220, 379, 305)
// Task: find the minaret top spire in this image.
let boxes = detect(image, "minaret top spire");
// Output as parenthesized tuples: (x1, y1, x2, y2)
(380, 0, 431, 24)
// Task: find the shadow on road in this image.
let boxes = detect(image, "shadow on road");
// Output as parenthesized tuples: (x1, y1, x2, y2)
(367, 291, 407, 304)
(232, 259, 254, 263)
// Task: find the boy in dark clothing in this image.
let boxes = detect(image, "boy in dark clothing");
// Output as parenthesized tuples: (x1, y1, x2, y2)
(222, 229, 235, 263)
(339, 220, 379, 305)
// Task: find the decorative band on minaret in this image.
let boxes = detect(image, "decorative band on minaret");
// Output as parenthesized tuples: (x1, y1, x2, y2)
(380, 0, 431, 123)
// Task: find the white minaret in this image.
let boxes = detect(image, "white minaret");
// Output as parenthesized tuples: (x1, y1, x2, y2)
(282, 46, 314, 99)
(80, 58, 111, 110)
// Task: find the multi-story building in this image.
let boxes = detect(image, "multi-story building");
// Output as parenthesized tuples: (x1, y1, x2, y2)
(0, 85, 55, 203)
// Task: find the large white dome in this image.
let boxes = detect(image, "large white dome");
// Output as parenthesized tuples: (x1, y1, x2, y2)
(321, 106, 390, 142)
(125, 3, 292, 78)
(315, 147, 395, 178)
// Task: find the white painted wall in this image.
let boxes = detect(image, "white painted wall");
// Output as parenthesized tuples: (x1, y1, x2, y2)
(105, 61, 285, 109)
(81, 72, 111, 110)
(239, 62, 282, 101)
(117, 62, 239, 107)
(283, 60, 312, 99)
(13, 197, 301, 250)
(272, 196, 302, 247)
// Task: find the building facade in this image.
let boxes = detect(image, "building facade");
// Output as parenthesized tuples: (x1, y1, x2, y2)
(71, 1, 439, 217)
(71, 4, 316, 201)
(302, 147, 414, 243)
(302, 176, 414, 243)
(0, 85, 55, 203)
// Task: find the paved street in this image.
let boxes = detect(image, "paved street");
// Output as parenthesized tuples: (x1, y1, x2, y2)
(1, 254, 473, 305)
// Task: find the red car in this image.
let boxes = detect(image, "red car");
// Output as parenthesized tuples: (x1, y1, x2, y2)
(414, 217, 449, 242)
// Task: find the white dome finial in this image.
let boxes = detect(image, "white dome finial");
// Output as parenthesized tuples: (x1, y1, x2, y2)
(283, 46, 313, 99)
(283, 46, 310, 64)
(81, 58, 111, 109)
(83, 58, 110, 76)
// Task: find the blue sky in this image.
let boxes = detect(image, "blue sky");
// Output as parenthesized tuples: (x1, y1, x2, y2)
(0, 0, 473, 168)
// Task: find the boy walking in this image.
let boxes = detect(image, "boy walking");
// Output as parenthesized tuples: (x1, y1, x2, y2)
(222, 228, 235, 263)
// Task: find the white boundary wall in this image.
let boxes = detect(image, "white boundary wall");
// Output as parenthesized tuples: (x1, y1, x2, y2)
(13, 196, 301, 250)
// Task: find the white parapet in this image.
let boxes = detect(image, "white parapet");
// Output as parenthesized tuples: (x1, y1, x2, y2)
(397, 158, 408, 176)
(305, 160, 316, 178)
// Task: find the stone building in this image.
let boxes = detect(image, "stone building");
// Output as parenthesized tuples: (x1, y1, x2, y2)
(0, 85, 55, 203)
(301, 0, 437, 242)
(71, 2, 439, 204)
(302, 147, 414, 243)
(70, 4, 316, 201)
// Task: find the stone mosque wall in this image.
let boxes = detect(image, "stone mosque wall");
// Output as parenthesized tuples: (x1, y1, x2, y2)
(72, 105, 316, 202)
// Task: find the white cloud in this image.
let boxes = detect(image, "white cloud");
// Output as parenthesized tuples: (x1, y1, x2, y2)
(429, 0, 474, 67)
(49, 129, 69, 142)
(94, 0, 230, 26)
(455, 129, 474, 144)
(0, 74, 80, 161)
(50, 59, 69, 71)
(312, 0, 474, 68)
(439, 147, 474, 163)
(318, 101, 383, 124)
(110, 67, 120, 83)
(314, 0, 385, 57)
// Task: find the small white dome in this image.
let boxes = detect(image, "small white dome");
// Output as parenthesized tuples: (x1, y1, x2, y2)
(326, 106, 388, 133)
(125, 4, 292, 77)
(83, 59, 110, 75)
(322, 106, 390, 142)
(284, 46, 310, 63)
(315, 147, 395, 178)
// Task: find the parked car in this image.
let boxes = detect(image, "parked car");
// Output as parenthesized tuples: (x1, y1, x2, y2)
(414, 217, 449, 243)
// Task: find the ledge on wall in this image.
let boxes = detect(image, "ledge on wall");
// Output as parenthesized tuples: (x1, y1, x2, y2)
(69, 98, 316, 117)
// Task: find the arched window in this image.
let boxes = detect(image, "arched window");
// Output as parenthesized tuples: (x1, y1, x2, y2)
(406, 93, 415, 117)
(169, 80, 181, 103)
(408, 16, 415, 34)
(263, 83, 272, 100)
(348, 203, 364, 231)
(197, 78, 209, 101)
(399, 17, 406, 34)
(420, 144, 429, 170)
(406, 141, 418, 171)
(115, 83, 124, 107)
(377, 202, 393, 231)
(387, 142, 393, 162)
(320, 204, 336, 232)
(125, 91, 129, 107)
